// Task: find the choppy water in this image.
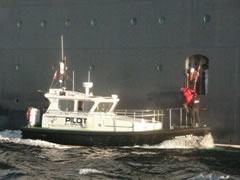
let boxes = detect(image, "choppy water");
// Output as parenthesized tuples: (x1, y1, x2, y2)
(0, 130, 240, 180)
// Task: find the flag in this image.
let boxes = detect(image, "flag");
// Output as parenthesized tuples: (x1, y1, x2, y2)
(53, 71, 58, 80)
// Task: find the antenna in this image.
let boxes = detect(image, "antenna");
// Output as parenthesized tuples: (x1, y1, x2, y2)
(72, 70, 75, 91)
(88, 70, 91, 82)
(61, 35, 64, 61)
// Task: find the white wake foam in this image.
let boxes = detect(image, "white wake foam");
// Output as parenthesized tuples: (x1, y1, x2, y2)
(0, 130, 69, 149)
(0, 130, 215, 149)
(188, 173, 232, 180)
(135, 133, 215, 149)
(79, 168, 106, 175)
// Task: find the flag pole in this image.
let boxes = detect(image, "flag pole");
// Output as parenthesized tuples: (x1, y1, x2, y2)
(50, 72, 55, 89)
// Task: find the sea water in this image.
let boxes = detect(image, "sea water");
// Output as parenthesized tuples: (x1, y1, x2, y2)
(0, 130, 240, 180)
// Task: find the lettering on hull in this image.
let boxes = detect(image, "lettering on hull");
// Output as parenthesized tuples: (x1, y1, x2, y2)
(65, 117, 87, 127)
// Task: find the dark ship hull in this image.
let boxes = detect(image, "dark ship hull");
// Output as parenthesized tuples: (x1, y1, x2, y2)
(22, 127, 210, 146)
(0, 0, 240, 144)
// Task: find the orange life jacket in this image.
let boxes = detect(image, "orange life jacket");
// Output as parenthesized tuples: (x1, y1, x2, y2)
(181, 88, 195, 104)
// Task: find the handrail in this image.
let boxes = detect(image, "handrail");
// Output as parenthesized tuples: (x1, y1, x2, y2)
(163, 108, 188, 129)
(115, 109, 163, 121)
(45, 107, 188, 129)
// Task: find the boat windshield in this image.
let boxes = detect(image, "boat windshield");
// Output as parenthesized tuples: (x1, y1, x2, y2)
(59, 100, 74, 112)
(94, 102, 113, 112)
(58, 100, 94, 112)
(78, 101, 94, 112)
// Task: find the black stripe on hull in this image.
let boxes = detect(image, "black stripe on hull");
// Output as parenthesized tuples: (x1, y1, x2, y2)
(21, 127, 210, 146)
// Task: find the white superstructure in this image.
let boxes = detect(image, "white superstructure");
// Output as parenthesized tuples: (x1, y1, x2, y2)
(34, 88, 162, 132)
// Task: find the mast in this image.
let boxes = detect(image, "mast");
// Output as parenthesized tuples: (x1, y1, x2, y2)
(59, 35, 67, 90)
(61, 35, 64, 60)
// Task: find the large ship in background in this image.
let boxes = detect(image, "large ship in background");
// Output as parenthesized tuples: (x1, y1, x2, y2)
(21, 36, 210, 146)
(0, 0, 239, 144)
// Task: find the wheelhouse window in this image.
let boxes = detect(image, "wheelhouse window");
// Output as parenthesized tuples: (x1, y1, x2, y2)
(95, 102, 113, 112)
(78, 101, 94, 112)
(78, 101, 83, 111)
(59, 100, 74, 112)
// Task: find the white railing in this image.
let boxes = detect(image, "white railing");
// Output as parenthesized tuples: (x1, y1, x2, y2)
(164, 108, 188, 129)
(116, 108, 188, 129)
(45, 108, 188, 129)
(115, 109, 164, 123)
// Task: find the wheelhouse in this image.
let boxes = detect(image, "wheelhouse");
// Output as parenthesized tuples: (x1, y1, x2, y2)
(45, 89, 119, 114)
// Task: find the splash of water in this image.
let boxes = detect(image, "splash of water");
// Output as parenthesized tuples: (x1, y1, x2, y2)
(200, 133, 215, 148)
(0, 130, 69, 149)
(134, 133, 215, 149)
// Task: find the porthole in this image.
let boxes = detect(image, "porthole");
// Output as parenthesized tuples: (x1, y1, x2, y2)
(15, 98, 20, 103)
(130, 17, 137, 25)
(90, 19, 96, 26)
(15, 64, 20, 71)
(156, 64, 163, 72)
(203, 14, 211, 23)
(40, 20, 47, 28)
(16, 20, 23, 29)
(65, 18, 71, 27)
(158, 16, 166, 24)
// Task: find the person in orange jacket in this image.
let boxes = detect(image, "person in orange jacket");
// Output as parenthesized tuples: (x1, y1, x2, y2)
(180, 87, 197, 126)
(180, 87, 195, 113)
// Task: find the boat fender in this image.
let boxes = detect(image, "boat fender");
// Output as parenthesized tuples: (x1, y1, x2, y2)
(26, 107, 32, 120)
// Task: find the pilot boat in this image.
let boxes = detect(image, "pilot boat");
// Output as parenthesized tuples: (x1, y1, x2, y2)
(21, 36, 210, 146)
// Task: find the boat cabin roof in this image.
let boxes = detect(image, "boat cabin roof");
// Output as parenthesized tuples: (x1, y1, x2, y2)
(44, 89, 119, 113)
(45, 88, 119, 102)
